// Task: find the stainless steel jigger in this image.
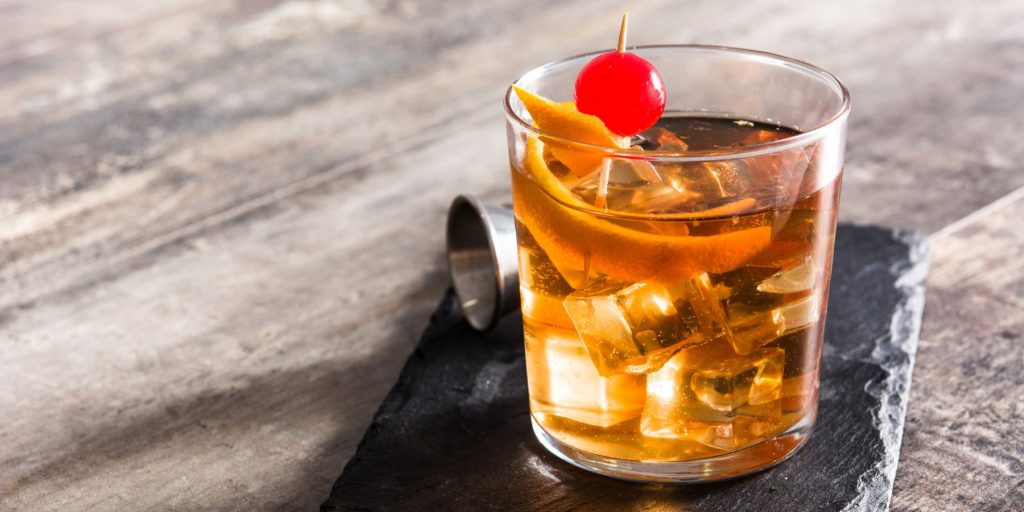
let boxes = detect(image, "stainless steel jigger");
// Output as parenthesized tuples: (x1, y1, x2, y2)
(445, 195, 520, 331)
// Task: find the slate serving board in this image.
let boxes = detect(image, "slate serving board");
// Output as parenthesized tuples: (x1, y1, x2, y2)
(321, 224, 929, 512)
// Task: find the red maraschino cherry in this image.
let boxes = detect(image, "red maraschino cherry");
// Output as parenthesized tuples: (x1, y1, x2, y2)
(574, 14, 666, 136)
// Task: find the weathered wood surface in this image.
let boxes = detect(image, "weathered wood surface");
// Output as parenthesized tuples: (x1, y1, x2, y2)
(892, 189, 1024, 512)
(0, 0, 1021, 510)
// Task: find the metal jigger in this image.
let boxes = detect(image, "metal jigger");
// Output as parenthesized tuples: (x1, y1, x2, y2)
(445, 195, 520, 331)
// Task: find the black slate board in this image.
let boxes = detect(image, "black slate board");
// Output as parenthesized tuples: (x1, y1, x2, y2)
(322, 224, 929, 512)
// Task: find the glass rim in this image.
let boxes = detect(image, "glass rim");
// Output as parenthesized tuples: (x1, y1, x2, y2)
(504, 44, 851, 162)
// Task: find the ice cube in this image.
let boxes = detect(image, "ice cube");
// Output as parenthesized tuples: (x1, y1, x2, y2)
(713, 265, 822, 354)
(717, 267, 784, 311)
(757, 257, 816, 294)
(641, 345, 784, 449)
(661, 161, 754, 209)
(691, 348, 784, 409)
(524, 323, 645, 427)
(641, 343, 734, 430)
(621, 182, 702, 215)
(776, 295, 820, 333)
(725, 305, 785, 356)
(724, 294, 821, 354)
(714, 268, 784, 354)
(563, 274, 728, 376)
(568, 157, 694, 213)
(748, 208, 816, 268)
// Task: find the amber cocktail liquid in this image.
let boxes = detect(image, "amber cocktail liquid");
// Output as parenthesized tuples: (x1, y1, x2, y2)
(505, 46, 849, 481)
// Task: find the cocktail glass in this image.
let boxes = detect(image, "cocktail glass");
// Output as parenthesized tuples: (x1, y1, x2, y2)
(504, 45, 850, 482)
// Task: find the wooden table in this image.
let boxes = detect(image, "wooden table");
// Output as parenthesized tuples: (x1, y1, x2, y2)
(2, 1, 1021, 510)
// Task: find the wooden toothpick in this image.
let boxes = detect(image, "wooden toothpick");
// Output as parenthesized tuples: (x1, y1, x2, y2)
(596, 13, 629, 211)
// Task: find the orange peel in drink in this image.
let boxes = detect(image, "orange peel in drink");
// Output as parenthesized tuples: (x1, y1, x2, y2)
(512, 85, 628, 177)
(512, 137, 772, 283)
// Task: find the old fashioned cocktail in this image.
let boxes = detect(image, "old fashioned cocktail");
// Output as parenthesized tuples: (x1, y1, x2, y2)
(505, 44, 849, 481)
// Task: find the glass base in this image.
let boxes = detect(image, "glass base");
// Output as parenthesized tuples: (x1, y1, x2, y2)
(531, 415, 814, 483)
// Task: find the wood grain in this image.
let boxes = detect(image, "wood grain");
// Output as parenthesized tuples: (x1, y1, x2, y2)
(1, 0, 1022, 510)
(0, 0, 215, 67)
(892, 188, 1024, 512)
